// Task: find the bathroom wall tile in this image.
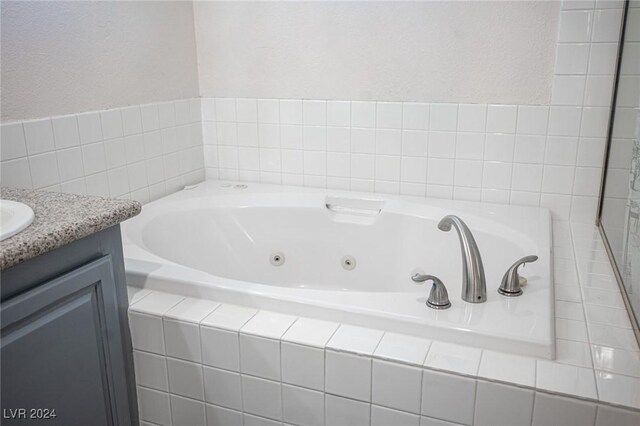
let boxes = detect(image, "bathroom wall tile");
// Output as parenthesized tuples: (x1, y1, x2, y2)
(592, 8, 623, 42)
(242, 375, 283, 421)
(516, 105, 549, 135)
(511, 164, 543, 192)
(215, 98, 237, 122)
(51, 115, 80, 149)
(240, 310, 296, 339)
(325, 350, 372, 401)
(23, 119, 55, 155)
(326, 325, 384, 355)
(56, 147, 84, 182)
(164, 298, 219, 323)
(486, 105, 517, 133)
(473, 381, 534, 426)
(203, 366, 242, 410)
(532, 392, 597, 426)
(206, 404, 243, 426)
(477, 350, 536, 387)
(121, 106, 143, 136)
(100, 109, 124, 140)
(326, 126, 350, 152)
(454, 160, 483, 188)
(282, 318, 339, 348)
(351, 101, 376, 128)
(596, 371, 640, 409)
(580, 107, 610, 138)
(424, 341, 482, 376)
(455, 132, 484, 160)
(85, 171, 109, 197)
(402, 103, 429, 130)
(325, 394, 370, 426)
(281, 342, 325, 391)
(130, 291, 185, 316)
(81, 141, 107, 175)
(427, 158, 454, 186)
(548, 107, 582, 136)
(376, 129, 402, 155)
(137, 386, 171, 426)
(376, 102, 402, 129)
(536, 360, 597, 399)
(372, 405, 420, 426)
(201, 326, 240, 371)
(303, 126, 326, 151)
(372, 359, 422, 414)
(0, 123, 27, 162)
(482, 162, 512, 190)
(429, 103, 457, 131)
(558, 10, 593, 42)
(592, 345, 640, 377)
(166, 357, 204, 400)
(595, 405, 640, 426)
(457, 104, 487, 132)
(303, 100, 326, 126)
(589, 43, 619, 74)
(29, 152, 60, 188)
(484, 133, 514, 162)
(240, 334, 281, 380)
(280, 100, 303, 125)
(552, 75, 586, 105)
(282, 384, 324, 426)
(351, 128, 375, 153)
(556, 318, 589, 342)
(127, 286, 152, 305)
(140, 104, 160, 132)
(421, 370, 476, 425)
(170, 394, 206, 426)
(584, 75, 615, 106)
(428, 131, 456, 158)
(514, 135, 546, 164)
(555, 43, 590, 75)
(133, 350, 168, 391)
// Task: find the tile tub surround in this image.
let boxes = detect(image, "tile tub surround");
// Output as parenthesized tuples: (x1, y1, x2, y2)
(0, 98, 205, 204)
(127, 220, 640, 426)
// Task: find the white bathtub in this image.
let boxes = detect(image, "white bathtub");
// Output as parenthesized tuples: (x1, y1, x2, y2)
(122, 180, 555, 358)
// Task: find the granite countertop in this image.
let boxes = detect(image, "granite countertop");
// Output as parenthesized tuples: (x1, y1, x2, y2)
(0, 188, 141, 270)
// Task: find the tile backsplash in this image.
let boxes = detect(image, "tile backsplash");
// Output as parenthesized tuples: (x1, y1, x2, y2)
(0, 98, 205, 204)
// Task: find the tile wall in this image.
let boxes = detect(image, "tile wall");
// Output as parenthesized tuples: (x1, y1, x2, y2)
(0, 98, 205, 203)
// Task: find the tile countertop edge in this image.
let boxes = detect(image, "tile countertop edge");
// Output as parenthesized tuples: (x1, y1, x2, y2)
(0, 187, 141, 270)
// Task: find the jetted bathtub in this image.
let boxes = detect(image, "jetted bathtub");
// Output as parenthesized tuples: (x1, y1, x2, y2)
(122, 180, 555, 358)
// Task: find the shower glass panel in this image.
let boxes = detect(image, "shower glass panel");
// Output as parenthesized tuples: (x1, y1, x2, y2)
(599, 0, 640, 342)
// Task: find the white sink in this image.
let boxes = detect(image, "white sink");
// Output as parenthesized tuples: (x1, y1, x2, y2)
(0, 200, 35, 241)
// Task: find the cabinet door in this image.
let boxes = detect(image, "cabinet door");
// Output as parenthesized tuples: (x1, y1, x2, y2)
(1, 255, 128, 426)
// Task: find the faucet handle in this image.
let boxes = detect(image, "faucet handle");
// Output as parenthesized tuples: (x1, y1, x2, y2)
(412, 274, 451, 309)
(498, 255, 538, 297)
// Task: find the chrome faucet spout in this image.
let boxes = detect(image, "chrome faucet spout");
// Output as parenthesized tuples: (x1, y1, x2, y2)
(438, 215, 487, 303)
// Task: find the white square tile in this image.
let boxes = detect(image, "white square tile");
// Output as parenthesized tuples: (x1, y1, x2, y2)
(77, 112, 103, 144)
(164, 297, 219, 323)
(454, 160, 483, 188)
(350, 153, 373, 179)
(482, 162, 512, 191)
(584, 75, 615, 107)
(240, 334, 281, 380)
(29, 152, 60, 188)
(424, 341, 481, 376)
(140, 104, 160, 132)
(541, 164, 574, 193)
(51, 115, 80, 149)
(474, 381, 534, 426)
(85, 171, 109, 197)
(325, 350, 372, 401)
(429, 104, 458, 131)
(376, 102, 402, 129)
(454, 186, 482, 201)
(402, 103, 429, 130)
(376, 129, 402, 155)
(595, 405, 640, 426)
(303, 126, 326, 151)
(351, 127, 376, 153)
(157, 102, 176, 128)
(281, 149, 303, 174)
(326, 126, 350, 152)
(206, 404, 243, 426)
(351, 101, 376, 128)
(596, 370, 640, 409)
(127, 161, 148, 191)
(100, 109, 124, 140)
(555, 318, 589, 342)
(536, 360, 597, 399)
(170, 394, 206, 426)
(143, 130, 163, 158)
(514, 135, 546, 164)
(372, 405, 420, 426)
(592, 345, 640, 377)
(201, 325, 240, 371)
(23, 119, 55, 155)
(484, 133, 514, 162)
(257, 99, 280, 124)
(282, 384, 324, 426)
(551, 75, 586, 106)
(260, 148, 282, 173)
(486, 105, 517, 133)
(401, 156, 428, 183)
(326, 325, 384, 355)
(130, 291, 185, 316)
(372, 359, 422, 413)
(592, 8, 623, 42)
(56, 147, 85, 182)
(242, 375, 282, 420)
(238, 147, 260, 170)
(427, 158, 454, 186)
(585, 304, 632, 327)
(555, 43, 590, 75)
(235, 98, 257, 123)
(457, 104, 487, 132)
(81, 141, 107, 175)
(121, 106, 142, 136)
(327, 152, 350, 177)
(303, 100, 326, 126)
(237, 123, 259, 147)
(174, 99, 191, 125)
(428, 131, 456, 158)
(282, 318, 339, 348)
(215, 98, 237, 122)
(281, 342, 325, 391)
(0, 123, 27, 161)
(511, 163, 543, 192)
(477, 351, 535, 387)
(303, 150, 326, 175)
(421, 369, 476, 425)
(280, 100, 303, 124)
(580, 107, 610, 138)
(203, 366, 242, 410)
(327, 101, 350, 127)
(548, 107, 582, 136)
(589, 43, 619, 74)
(167, 357, 204, 400)
(240, 310, 296, 339)
(243, 414, 280, 426)
(104, 138, 127, 169)
(558, 10, 593, 42)
(133, 350, 168, 391)
(137, 386, 171, 426)
(455, 133, 485, 160)
(127, 286, 151, 304)
(375, 155, 401, 181)
(163, 319, 202, 362)
(325, 394, 370, 426)
(516, 106, 549, 135)
(532, 392, 597, 426)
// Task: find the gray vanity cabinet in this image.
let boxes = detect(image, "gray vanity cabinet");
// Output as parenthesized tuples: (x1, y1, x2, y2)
(1, 227, 137, 426)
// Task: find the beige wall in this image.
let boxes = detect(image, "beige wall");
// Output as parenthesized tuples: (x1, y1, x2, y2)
(193, 1, 559, 105)
(1, 1, 200, 121)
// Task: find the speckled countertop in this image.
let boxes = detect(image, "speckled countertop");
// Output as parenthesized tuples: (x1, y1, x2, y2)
(0, 188, 141, 270)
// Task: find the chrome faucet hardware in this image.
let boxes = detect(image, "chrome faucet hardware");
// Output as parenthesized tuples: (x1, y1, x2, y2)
(498, 255, 539, 297)
(438, 215, 487, 303)
(412, 274, 451, 309)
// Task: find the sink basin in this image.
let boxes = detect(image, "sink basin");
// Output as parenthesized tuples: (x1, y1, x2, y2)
(0, 200, 35, 241)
